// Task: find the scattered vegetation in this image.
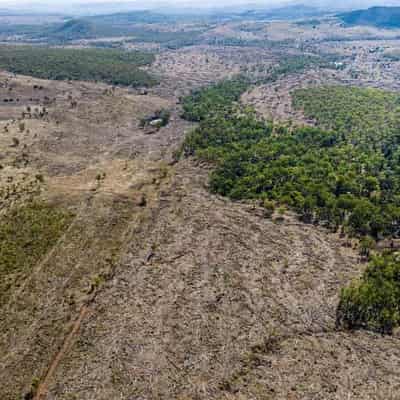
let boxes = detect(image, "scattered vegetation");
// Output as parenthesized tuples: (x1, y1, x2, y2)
(0, 202, 74, 305)
(265, 55, 335, 82)
(0, 46, 157, 87)
(295, 19, 321, 27)
(337, 253, 400, 333)
(126, 29, 205, 49)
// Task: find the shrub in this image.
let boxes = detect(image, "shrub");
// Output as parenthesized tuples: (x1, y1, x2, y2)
(262, 199, 275, 218)
(337, 253, 400, 334)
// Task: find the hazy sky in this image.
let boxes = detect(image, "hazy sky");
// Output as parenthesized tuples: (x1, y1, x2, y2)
(0, 0, 292, 11)
(0, 0, 283, 3)
(1, 0, 395, 4)
(0, 0, 287, 7)
(0, 0, 398, 12)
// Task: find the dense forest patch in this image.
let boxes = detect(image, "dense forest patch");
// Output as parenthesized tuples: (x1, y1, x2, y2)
(182, 80, 400, 333)
(0, 46, 157, 87)
(0, 202, 74, 305)
(184, 83, 400, 239)
(292, 86, 400, 149)
(181, 77, 250, 122)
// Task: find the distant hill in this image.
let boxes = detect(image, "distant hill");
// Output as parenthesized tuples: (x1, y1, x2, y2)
(238, 4, 325, 20)
(47, 18, 131, 41)
(51, 19, 98, 40)
(338, 6, 400, 28)
(88, 10, 174, 24)
(0, 5, 329, 44)
(83, 6, 326, 25)
(42, 16, 204, 46)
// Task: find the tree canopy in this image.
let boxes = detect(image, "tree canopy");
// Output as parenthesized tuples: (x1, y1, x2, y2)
(0, 46, 157, 87)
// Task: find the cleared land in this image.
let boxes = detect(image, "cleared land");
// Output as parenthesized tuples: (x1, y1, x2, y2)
(1, 13, 400, 400)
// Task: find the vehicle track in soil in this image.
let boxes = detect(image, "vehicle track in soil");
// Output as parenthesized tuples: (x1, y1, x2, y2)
(49, 173, 174, 399)
(0, 161, 172, 400)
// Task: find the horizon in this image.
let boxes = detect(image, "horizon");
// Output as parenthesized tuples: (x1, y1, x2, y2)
(0, 0, 398, 15)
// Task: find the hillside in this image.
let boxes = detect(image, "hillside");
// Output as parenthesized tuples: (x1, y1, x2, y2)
(0, 46, 157, 87)
(338, 6, 400, 28)
(49, 19, 110, 40)
(87, 10, 176, 24)
(0, 71, 392, 400)
(239, 4, 325, 20)
(183, 79, 400, 333)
